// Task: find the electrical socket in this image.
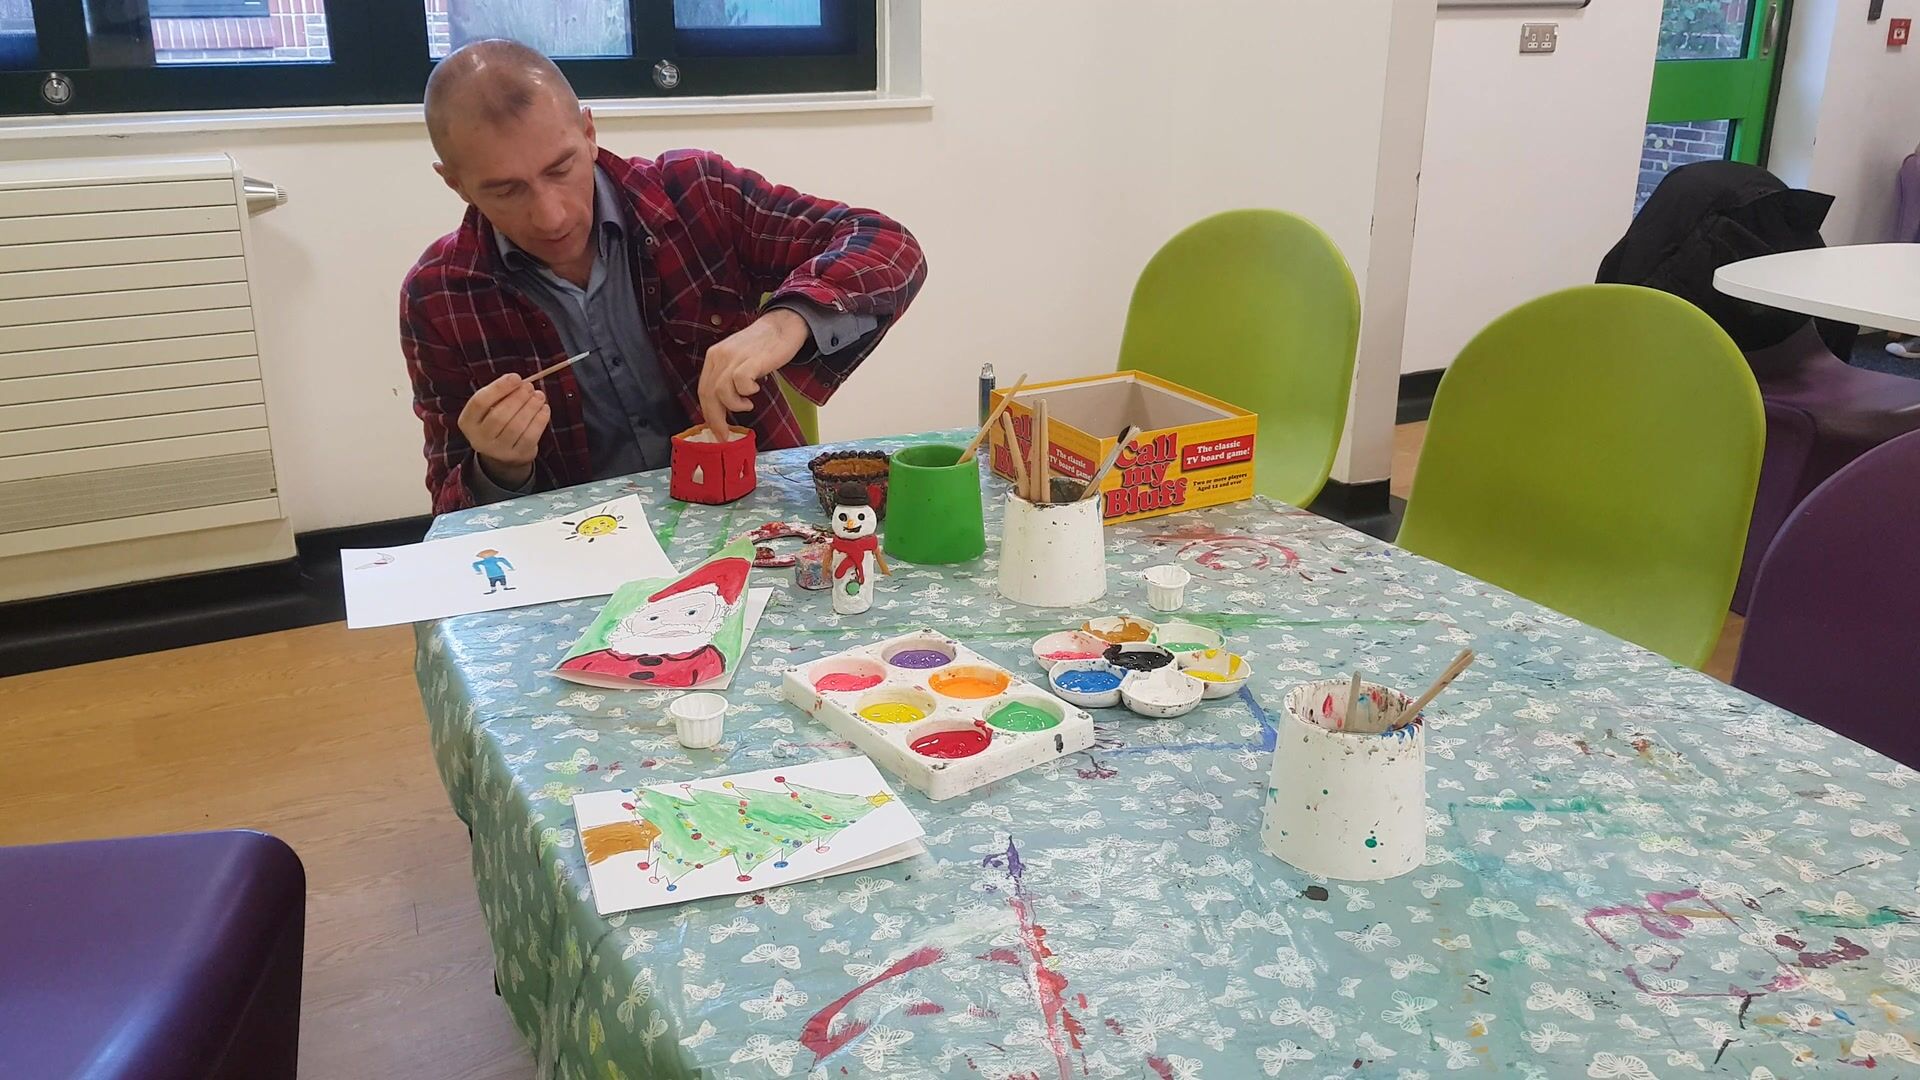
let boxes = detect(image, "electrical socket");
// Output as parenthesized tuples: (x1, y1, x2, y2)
(1521, 22, 1559, 54)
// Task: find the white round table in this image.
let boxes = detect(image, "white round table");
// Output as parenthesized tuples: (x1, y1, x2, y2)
(1714, 243, 1920, 337)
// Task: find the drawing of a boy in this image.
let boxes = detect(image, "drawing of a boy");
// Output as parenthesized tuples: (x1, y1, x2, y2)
(473, 548, 515, 594)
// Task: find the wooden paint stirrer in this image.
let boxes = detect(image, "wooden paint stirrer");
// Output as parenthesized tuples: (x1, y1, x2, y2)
(1396, 648, 1476, 727)
(956, 373, 1029, 463)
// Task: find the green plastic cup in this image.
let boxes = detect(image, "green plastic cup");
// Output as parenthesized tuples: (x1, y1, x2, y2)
(883, 444, 987, 565)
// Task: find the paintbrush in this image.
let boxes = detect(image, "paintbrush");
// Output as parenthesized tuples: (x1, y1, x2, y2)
(1079, 424, 1140, 501)
(528, 350, 592, 384)
(1395, 648, 1476, 728)
(1000, 410, 1028, 496)
(1032, 398, 1051, 504)
(957, 373, 1029, 463)
(1343, 670, 1363, 731)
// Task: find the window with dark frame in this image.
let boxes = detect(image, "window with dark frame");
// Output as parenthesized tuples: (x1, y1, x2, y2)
(0, 0, 874, 116)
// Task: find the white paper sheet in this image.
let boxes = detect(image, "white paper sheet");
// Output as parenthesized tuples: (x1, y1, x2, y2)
(341, 495, 675, 629)
(550, 588, 774, 692)
(573, 757, 924, 915)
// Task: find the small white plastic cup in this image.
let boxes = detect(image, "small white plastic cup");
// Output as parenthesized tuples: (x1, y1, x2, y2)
(670, 693, 728, 749)
(1143, 564, 1191, 612)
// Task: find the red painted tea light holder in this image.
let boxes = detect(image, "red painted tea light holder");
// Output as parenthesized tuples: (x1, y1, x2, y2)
(670, 425, 757, 505)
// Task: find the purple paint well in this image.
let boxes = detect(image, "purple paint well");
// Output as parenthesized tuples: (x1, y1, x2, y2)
(1056, 669, 1123, 694)
(889, 649, 952, 670)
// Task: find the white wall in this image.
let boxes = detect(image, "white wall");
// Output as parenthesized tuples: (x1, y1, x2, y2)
(0, 0, 1426, 532)
(1772, 0, 1920, 248)
(1400, 3, 1661, 374)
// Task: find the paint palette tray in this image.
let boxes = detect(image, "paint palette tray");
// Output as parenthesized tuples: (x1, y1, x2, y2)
(781, 630, 1096, 801)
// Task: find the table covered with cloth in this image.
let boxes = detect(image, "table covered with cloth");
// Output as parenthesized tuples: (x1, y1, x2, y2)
(418, 432, 1920, 1079)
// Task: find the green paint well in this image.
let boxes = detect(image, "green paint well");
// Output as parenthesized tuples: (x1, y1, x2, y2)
(987, 701, 1060, 733)
(1801, 907, 1908, 929)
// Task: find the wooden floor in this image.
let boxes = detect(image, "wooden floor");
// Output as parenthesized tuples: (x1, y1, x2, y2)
(0, 423, 1744, 1079)
(0, 623, 535, 1080)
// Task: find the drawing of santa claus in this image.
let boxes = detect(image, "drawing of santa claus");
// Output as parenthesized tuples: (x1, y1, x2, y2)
(557, 557, 748, 687)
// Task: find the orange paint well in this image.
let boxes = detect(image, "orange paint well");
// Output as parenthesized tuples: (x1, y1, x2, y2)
(929, 668, 1010, 699)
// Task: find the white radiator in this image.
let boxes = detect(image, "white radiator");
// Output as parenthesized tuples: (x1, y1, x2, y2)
(0, 153, 293, 603)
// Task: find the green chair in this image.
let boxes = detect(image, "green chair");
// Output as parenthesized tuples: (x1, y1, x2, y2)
(777, 375, 819, 445)
(1396, 284, 1763, 668)
(1116, 209, 1360, 507)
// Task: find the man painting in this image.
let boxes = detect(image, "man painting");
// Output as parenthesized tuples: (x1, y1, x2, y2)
(403, 39, 927, 513)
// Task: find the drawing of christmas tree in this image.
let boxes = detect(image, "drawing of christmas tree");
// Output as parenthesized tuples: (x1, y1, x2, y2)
(624, 775, 894, 891)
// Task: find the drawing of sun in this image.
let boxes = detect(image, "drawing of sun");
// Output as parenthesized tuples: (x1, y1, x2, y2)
(563, 505, 627, 543)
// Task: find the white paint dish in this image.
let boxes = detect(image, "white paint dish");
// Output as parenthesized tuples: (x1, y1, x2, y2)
(1031, 630, 1111, 673)
(997, 494, 1108, 608)
(1261, 678, 1424, 882)
(1119, 665, 1205, 718)
(1177, 648, 1252, 699)
(1150, 620, 1224, 654)
(669, 692, 728, 750)
(1081, 614, 1158, 644)
(1143, 564, 1191, 612)
(1048, 658, 1126, 709)
(781, 629, 1095, 801)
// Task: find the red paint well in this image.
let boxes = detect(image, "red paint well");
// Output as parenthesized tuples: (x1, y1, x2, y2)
(815, 672, 884, 693)
(911, 727, 991, 759)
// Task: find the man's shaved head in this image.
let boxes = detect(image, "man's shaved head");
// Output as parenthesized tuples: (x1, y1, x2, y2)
(427, 39, 602, 278)
(425, 39, 582, 166)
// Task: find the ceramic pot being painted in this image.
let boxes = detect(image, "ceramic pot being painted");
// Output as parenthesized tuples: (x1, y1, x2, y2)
(1261, 678, 1425, 882)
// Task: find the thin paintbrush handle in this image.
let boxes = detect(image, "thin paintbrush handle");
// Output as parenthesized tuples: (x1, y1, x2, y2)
(957, 373, 1029, 463)
(1399, 648, 1476, 724)
(529, 350, 592, 383)
(1343, 670, 1363, 731)
(1079, 424, 1138, 501)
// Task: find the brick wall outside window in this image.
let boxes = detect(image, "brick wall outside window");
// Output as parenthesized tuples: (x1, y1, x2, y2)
(151, 0, 330, 64)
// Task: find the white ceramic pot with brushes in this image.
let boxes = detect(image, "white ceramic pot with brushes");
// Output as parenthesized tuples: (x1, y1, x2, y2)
(1261, 678, 1426, 881)
(996, 493, 1107, 608)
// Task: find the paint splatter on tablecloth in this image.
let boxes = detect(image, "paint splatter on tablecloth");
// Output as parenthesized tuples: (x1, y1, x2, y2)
(418, 431, 1920, 1079)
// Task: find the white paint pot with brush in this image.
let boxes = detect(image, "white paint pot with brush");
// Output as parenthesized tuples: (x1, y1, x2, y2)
(996, 493, 1107, 608)
(1260, 678, 1426, 881)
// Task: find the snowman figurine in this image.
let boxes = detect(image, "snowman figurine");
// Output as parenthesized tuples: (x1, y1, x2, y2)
(828, 482, 889, 615)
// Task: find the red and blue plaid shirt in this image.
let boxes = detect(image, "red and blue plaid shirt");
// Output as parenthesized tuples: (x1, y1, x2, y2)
(401, 147, 927, 514)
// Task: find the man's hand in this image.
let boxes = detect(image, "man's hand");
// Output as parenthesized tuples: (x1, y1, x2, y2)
(458, 372, 549, 490)
(698, 308, 809, 440)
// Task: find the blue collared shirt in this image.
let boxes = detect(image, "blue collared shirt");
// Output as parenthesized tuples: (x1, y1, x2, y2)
(474, 167, 875, 500)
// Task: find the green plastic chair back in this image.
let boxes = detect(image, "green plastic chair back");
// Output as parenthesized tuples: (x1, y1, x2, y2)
(777, 375, 819, 445)
(1396, 285, 1763, 669)
(1116, 209, 1360, 507)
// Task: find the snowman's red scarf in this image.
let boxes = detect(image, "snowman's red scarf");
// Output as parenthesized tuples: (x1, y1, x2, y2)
(831, 535, 881, 584)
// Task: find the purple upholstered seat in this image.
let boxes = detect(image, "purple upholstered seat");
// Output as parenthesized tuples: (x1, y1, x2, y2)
(0, 830, 306, 1080)
(1735, 428, 1920, 767)
(1734, 323, 1920, 611)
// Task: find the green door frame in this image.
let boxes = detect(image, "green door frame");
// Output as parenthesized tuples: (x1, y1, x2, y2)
(1647, 0, 1792, 163)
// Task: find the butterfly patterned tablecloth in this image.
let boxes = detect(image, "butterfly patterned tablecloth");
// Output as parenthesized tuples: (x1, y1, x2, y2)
(417, 432, 1920, 1080)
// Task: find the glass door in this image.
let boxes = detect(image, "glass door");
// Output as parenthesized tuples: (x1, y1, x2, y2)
(1638, 0, 1788, 211)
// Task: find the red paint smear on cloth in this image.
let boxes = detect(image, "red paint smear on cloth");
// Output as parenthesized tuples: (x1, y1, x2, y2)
(800, 946, 944, 1063)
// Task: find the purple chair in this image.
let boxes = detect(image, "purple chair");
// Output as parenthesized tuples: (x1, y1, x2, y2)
(1735, 429, 1920, 767)
(1735, 324, 1920, 610)
(0, 830, 306, 1080)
